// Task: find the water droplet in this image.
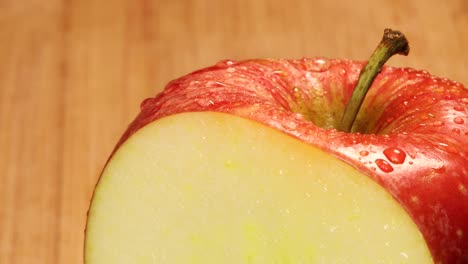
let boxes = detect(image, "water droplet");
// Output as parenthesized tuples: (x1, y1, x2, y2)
(308, 58, 330, 72)
(439, 142, 449, 149)
(403, 101, 409, 106)
(339, 68, 346, 75)
(409, 161, 414, 165)
(226, 67, 236, 73)
(272, 70, 286, 76)
(454, 117, 464, 124)
(383, 147, 406, 164)
(292, 87, 301, 99)
(359, 150, 369, 157)
(452, 128, 461, 134)
(216, 59, 235, 67)
(410, 196, 419, 204)
(375, 159, 394, 173)
(454, 105, 464, 111)
(437, 142, 457, 153)
(432, 121, 444, 127)
(420, 114, 430, 120)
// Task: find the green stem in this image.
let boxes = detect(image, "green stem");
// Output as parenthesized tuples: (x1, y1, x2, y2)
(338, 29, 410, 132)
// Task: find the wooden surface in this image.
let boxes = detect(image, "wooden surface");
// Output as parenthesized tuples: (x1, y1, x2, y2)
(0, 0, 467, 263)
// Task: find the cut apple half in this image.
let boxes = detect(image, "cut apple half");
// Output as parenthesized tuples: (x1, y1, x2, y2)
(85, 112, 432, 263)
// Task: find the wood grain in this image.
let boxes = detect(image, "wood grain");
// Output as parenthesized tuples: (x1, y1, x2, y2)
(0, 0, 466, 263)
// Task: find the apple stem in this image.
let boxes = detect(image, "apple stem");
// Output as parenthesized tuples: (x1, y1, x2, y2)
(338, 29, 410, 132)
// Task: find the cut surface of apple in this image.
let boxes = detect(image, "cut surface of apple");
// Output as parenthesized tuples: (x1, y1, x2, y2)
(85, 112, 432, 263)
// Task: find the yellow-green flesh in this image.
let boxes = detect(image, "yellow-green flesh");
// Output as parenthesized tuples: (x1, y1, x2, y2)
(85, 112, 432, 263)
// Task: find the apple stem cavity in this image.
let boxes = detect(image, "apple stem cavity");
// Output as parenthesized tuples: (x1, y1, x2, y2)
(338, 29, 410, 132)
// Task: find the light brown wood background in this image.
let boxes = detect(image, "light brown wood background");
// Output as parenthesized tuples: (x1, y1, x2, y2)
(0, 0, 467, 263)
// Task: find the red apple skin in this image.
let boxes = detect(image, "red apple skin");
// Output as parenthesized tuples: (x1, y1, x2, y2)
(114, 58, 468, 263)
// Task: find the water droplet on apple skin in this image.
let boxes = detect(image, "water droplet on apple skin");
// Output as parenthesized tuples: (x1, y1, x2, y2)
(426, 97, 439, 104)
(453, 117, 464, 124)
(383, 147, 406, 164)
(420, 113, 430, 121)
(454, 105, 464, 112)
(271, 69, 287, 77)
(452, 128, 461, 134)
(436, 142, 457, 154)
(304, 58, 331, 72)
(375, 159, 394, 173)
(432, 121, 444, 127)
(359, 150, 369, 157)
(215, 59, 236, 67)
(189, 80, 200, 86)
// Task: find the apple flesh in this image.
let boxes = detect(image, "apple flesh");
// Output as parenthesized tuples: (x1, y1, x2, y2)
(86, 112, 432, 263)
(85, 58, 468, 263)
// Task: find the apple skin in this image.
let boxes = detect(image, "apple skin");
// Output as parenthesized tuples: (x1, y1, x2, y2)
(113, 58, 468, 263)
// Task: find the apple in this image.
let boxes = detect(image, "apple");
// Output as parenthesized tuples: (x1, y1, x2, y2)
(85, 29, 468, 263)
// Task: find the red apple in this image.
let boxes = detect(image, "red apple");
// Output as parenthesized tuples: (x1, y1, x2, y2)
(85, 30, 468, 263)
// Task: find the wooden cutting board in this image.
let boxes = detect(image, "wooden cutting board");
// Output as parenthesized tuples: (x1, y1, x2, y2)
(1, 0, 466, 263)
